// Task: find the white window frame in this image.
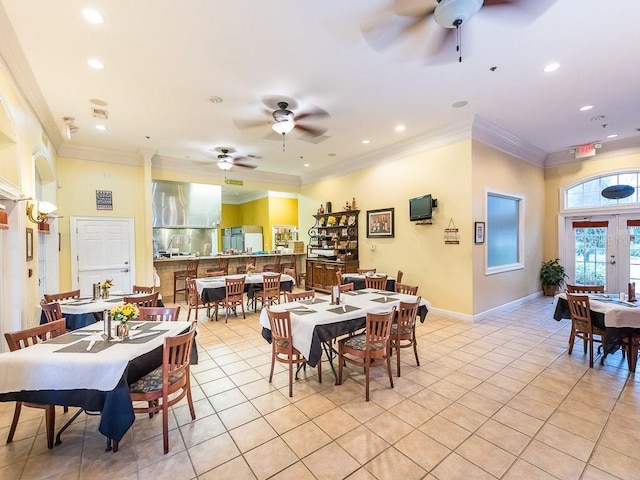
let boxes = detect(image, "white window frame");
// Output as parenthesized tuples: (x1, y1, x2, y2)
(486, 191, 524, 275)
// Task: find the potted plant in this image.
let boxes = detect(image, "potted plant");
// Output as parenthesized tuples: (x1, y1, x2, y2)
(540, 258, 568, 296)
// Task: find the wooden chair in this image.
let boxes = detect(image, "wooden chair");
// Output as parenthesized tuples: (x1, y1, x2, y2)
(339, 282, 355, 293)
(357, 268, 376, 275)
(213, 276, 246, 323)
(396, 270, 404, 284)
(281, 267, 296, 302)
(129, 322, 197, 454)
(266, 308, 322, 397)
(205, 269, 225, 277)
(217, 257, 230, 275)
(185, 278, 208, 320)
(254, 273, 281, 310)
(566, 284, 605, 294)
(337, 307, 396, 401)
(43, 289, 80, 303)
(4, 319, 67, 449)
(390, 298, 421, 377)
(395, 283, 419, 295)
(280, 255, 295, 272)
(138, 306, 181, 321)
(263, 256, 281, 273)
(335, 268, 343, 285)
(365, 275, 388, 290)
(124, 292, 159, 308)
(40, 300, 64, 323)
(566, 293, 607, 368)
(286, 290, 315, 302)
(173, 259, 199, 302)
(132, 285, 154, 294)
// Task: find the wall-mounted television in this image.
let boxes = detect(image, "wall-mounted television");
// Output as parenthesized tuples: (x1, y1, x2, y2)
(409, 194, 434, 221)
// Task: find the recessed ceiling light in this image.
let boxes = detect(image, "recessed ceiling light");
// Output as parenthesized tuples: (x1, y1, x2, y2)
(395, 124, 406, 132)
(579, 105, 594, 111)
(303, 163, 310, 167)
(362, 139, 370, 144)
(95, 124, 107, 131)
(607, 134, 618, 139)
(543, 63, 560, 73)
(90, 98, 108, 106)
(82, 9, 104, 24)
(327, 153, 337, 157)
(87, 59, 104, 69)
(452, 101, 468, 108)
(208, 96, 223, 104)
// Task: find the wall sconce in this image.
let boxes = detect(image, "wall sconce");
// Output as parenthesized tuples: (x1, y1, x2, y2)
(26, 200, 57, 224)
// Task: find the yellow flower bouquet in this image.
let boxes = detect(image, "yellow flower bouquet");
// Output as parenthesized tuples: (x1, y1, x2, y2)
(110, 303, 139, 323)
(246, 263, 256, 274)
(100, 279, 113, 289)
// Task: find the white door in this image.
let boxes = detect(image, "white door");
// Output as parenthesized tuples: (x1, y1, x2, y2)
(72, 217, 134, 296)
(565, 215, 640, 292)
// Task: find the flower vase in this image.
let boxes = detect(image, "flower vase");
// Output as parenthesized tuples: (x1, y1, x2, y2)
(247, 271, 253, 278)
(116, 323, 129, 339)
(101, 287, 110, 299)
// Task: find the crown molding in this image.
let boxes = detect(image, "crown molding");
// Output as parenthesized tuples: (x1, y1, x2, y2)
(0, 175, 22, 201)
(0, 4, 63, 149)
(57, 144, 142, 166)
(301, 119, 475, 185)
(472, 116, 548, 167)
(546, 135, 640, 167)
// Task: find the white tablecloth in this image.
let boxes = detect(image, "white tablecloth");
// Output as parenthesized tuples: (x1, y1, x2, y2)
(259, 289, 430, 361)
(557, 293, 640, 328)
(57, 292, 160, 316)
(0, 321, 192, 393)
(195, 273, 295, 297)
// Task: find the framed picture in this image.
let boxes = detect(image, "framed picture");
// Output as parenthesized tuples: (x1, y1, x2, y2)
(26, 228, 33, 260)
(474, 222, 485, 244)
(367, 208, 394, 238)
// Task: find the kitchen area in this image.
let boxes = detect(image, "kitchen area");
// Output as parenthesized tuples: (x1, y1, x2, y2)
(151, 180, 305, 301)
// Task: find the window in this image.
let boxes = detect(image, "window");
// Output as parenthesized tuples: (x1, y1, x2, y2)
(565, 171, 639, 210)
(487, 193, 523, 273)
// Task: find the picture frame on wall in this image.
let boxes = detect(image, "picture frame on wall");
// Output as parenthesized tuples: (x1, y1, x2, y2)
(474, 221, 485, 244)
(367, 208, 394, 238)
(26, 228, 33, 260)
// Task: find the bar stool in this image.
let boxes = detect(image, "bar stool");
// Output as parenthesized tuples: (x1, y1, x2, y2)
(173, 259, 199, 302)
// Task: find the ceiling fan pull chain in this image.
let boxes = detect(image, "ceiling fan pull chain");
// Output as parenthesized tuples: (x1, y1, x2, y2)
(457, 23, 462, 63)
(282, 133, 286, 152)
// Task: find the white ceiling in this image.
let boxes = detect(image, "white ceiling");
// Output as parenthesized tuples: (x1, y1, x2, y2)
(1, 0, 639, 192)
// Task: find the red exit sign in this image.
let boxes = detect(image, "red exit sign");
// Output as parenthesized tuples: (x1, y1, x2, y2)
(575, 143, 596, 158)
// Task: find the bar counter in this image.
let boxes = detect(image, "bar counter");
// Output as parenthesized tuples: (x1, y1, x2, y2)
(154, 252, 305, 302)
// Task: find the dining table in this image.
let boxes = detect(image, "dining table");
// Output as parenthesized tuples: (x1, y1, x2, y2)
(259, 288, 429, 377)
(40, 292, 165, 330)
(196, 272, 295, 311)
(0, 320, 195, 450)
(341, 273, 396, 292)
(554, 292, 640, 371)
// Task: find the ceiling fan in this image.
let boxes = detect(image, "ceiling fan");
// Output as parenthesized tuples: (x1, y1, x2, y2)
(363, 0, 557, 63)
(214, 148, 258, 171)
(234, 96, 329, 139)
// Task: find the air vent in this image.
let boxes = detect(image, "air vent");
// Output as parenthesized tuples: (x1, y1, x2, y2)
(91, 107, 108, 120)
(299, 135, 330, 144)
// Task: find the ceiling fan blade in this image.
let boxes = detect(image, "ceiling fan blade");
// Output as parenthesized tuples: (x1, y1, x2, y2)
(261, 95, 298, 111)
(295, 123, 327, 137)
(233, 161, 258, 170)
(362, 9, 435, 51)
(483, 0, 558, 23)
(423, 27, 458, 65)
(295, 107, 329, 121)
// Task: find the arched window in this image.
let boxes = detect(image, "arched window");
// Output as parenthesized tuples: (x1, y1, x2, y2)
(565, 171, 640, 210)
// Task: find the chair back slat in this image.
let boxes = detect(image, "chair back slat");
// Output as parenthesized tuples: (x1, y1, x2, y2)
(206, 270, 225, 277)
(40, 301, 64, 323)
(286, 290, 315, 302)
(267, 309, 294, 354)
(365, 275, 387, 290)
(397, 298, 421, 330)
(566, 293, 592, 325)
(44, 289, 80, 303)
(395, 283, 418, 295)
(366, 308, 396, 346)
(138, 306, 181, 321)
(5, 319, 67, 351)
(566, 284, 605, 294)
(132, 285, 154, 294)
(358, 268, 376, 274)
(124, 292, 159, 308)
(226, 277, 246, 298)
(185, 259, 200, 277)
(339, 283, 354, 293)
(396, 270, 404, 284)
(163, 322, 196, 383)
(335, 269, 343, 285)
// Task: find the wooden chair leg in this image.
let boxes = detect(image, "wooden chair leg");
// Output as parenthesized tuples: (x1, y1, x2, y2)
(162, 396, 169, 454)
(337, 347, 344, 386)
(386, 353, 394, 389)
(365, 362, 370, 402)
(396, 339, 402, 377)
(186, 378, 196, 421)
(317, 358, 322, 384)
(568, 328, 575, 354)
(413, 334, 420, 366)
(6, 402, 22, 444)
(45, 405, 55, 449)
(589, 334, 594, 368)
(288, 359, 294, 397)
(269, 347, 276, 383)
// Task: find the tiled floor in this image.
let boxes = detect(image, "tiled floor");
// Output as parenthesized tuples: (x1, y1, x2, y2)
(2, 294, 640, 479)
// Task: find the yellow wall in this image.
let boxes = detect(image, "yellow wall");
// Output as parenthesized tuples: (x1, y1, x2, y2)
(57, 157, 148, 290)
(301, 140, 475, 314)
(268, 196, 298, 251)
(472, 141, 546, 313)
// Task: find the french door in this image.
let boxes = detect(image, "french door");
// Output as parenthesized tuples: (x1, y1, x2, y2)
(565, 214, 640, 292)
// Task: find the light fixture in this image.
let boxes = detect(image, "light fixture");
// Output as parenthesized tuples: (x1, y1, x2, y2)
(395, 124, 406, 132)
(26, 200, 57, 224)
(580, 105, 594, 111)
(272, 119, 295, 135)
(217, 161, 233, 171)
(543, 63, 560, 73)
(63, 116, 77, 140)
(95, 124, 107, 131)
(87, 58, 104, 69)
(82, 9, 105, 24)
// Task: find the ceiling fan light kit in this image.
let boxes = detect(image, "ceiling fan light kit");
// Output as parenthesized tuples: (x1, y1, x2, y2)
(434, 0, 483, 28)
(272, 119, 295, 135)
(217, 161, 233, 171)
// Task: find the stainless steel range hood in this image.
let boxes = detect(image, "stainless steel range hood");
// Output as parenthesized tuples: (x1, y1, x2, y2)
(152, 181, 221, 228)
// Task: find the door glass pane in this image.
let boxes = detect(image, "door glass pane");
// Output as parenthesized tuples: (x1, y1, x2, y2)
(574, 226, 607, 287)
(630, 227, 640, 286)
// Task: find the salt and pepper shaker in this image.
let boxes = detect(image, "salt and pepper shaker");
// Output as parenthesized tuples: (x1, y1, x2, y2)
(629, 282, 636, 302)
(331, 285, 340, 305)
(103, 310, 112, 340)
(92, 283, 100, 300)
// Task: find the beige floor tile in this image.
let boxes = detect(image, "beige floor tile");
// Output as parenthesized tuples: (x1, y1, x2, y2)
(535, 423, 596, 462)
(344, 468, 377, 480)
(456, 390, 503, 417)
(364, 446, 426, 480)
(250, 390, 292, 416)
(281, 421, 332, 458)
(440, 402, 488, 432)
(294, 393, 337, 419)
(243, 437, 299, 480)
(179, 412, 225, 448)
(340, 397, 385, 423)
(364, 411, 414, 444)
(456, 434, 516, 477)
(409, 388, 454, 413)
(506, 394, 556, 421)
(475, 418, 531, 455)
(217, 401, 262, 430)
(520, 439, 586, 480)
(419, 415, 471, 450)
(264, 404, 310, 434)
(431, 452, 496, 480)
(188, 432, 241, 476)
(198, 456, 257, 480)
(580, 465, 622, 480)
(502, 459, 558, 480)
(210, 387, 249, 411)
(313, 407, 360, 439)
(268, 461, 316, 480)
(394, 429, 451, 471)
(302, 442, 360, 480)
(547, 409, 604, 442)
(229, 417, 278, 452)
(390, 398, 436, 427)
(590, 444, 640, 480)
(493, 405, 544, 437)
(136, 450, 195, 480)
(336, 425, 389, 465)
